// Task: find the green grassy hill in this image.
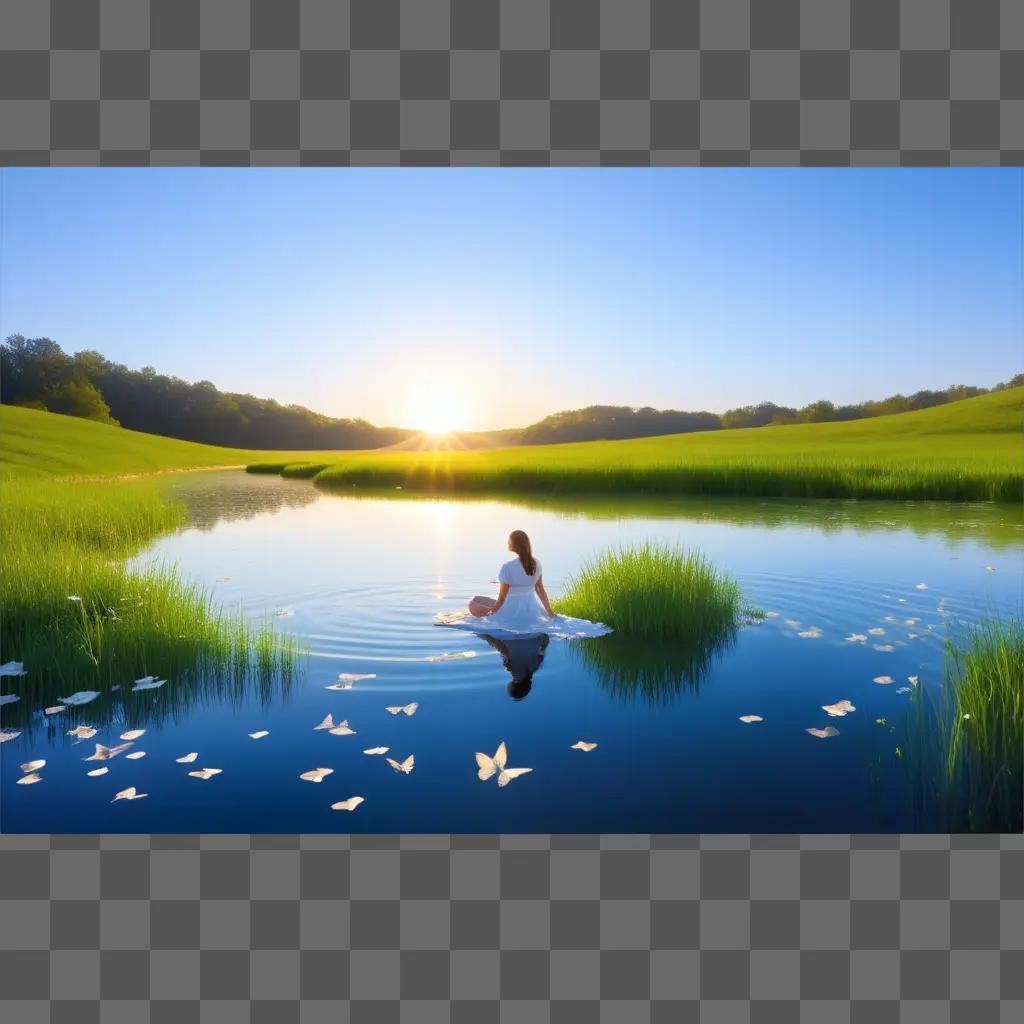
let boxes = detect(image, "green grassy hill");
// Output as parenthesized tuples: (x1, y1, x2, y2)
(259, 388, 1024, 502)
(0, 404, 337, 479)
(3, 388, 1021, 500)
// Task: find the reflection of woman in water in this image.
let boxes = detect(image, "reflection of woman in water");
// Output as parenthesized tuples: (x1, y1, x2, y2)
(435, 530, 611, 639)
(483, 633, 549, 700)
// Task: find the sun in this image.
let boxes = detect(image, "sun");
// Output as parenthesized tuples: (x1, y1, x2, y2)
(409, 383, 465, 436)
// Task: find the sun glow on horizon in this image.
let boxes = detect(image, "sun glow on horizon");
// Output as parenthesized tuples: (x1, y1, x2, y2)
(409, 381, 467, 436)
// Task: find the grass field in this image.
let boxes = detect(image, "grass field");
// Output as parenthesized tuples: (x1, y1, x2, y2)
(0, 404, 340, 479)
(251, 388, 1023, 502)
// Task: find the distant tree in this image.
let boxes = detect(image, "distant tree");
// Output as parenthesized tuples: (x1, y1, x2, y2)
(721, 402, 797, 429)
(798, 400, 837, 423)
(42, 378, 118, 424)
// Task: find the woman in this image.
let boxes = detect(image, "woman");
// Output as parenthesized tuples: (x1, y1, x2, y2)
(435, 530, 612, 639)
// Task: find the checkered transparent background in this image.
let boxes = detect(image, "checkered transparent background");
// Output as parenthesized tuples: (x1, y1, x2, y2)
(0, 0, 1022, 165)
(3, 2, 1024, 1020)
(1, 833, 1023, 1021)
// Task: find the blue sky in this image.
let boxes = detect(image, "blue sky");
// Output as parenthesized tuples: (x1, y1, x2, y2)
(2, 168, 1020, 431)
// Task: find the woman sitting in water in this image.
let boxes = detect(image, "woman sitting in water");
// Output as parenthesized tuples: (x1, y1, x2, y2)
(434, 529, 612, 639)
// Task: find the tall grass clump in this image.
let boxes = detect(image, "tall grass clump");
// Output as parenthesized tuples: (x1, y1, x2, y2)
(556, 543, 744, 640)
(944, 618, 1023, 832)
(897, 617, 1023, 832)
(0, 477, 302, 726)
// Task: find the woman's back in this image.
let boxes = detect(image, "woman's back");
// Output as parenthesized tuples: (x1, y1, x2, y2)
(499, 557, 541, 590)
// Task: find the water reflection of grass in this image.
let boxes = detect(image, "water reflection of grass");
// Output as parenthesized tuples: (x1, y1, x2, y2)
(899, 618, 1022, 832)
(570, 629, 737, 702)
(315, 487, 1023, 553)
(1, 477, 301, 728)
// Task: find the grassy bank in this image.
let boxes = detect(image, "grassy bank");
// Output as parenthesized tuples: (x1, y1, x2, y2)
(0, 412, 306, 714)
(252, 388, 1022, 502)
(0, 477, 300, 720)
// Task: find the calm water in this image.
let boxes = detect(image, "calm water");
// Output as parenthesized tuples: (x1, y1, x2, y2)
(3, 471, 1021, 833)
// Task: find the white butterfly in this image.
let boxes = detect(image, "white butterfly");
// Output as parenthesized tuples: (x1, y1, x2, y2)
(113, 787, 147, 802)
(328, 720, 356, 736)
(386, 703, 418, 716)
(314, 714, 336, 731)
(188, 768, 223, 780)
(475, 742, 533, 787)
(331, 796, 365, 812)
(21, 759, 45, 773)
(386, 754, 415, 774)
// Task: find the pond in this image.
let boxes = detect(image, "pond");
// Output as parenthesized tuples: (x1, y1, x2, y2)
(3, 470, 1021, 834)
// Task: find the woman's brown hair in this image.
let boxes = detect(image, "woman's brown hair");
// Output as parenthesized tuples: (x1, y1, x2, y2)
(508, 530, 537, 577)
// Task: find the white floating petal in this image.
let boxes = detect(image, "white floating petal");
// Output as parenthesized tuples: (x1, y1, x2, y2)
(338, 673, 376, 683)
(67, 726, 97, 740)
(738, 716, 763, 725)
(844, 634, 867, 643)
(0, 730, 21, 743)
(873, 676, 894, 685)
(328, 721, 356, 736)
(17, 773, 42, 784)
(331, 796, 365, 811)
(314, 714, 335, 730)
(822, 700, 856, 718)
(132, 677, 166, 691)
(497, 767, 533, 787)
(868, 628, 886, 636)
(125, 751, 146, 760)
(300, 767, 334, 783)
(873, 644, 894, 652)
(0, 694, 19, 706)
(806, 727, 839, 739)
(43, 705, 65, 714)
(188, 768, 222, 780)
(176, 752, 199, 763)
(249, 730, 269, 740)
(120, 729, 145, 741)
(20, 759, 46, 773)
(363, 747, 389, 755)
(87, 767, 109, 777)
(0, 661, 26, 676)
(571, 740, 599, 749)
(915, 583, 928, 590)
(113, 787, 147, 801)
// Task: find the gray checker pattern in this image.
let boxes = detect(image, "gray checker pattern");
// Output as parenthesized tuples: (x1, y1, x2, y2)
(1, 833, 1023, 1022)
(2, 2, 1024, 1022)
(0, 0, 1021, 165)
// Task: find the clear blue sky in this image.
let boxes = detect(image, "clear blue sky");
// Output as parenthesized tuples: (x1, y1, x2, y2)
(2, 168, 1020, 431)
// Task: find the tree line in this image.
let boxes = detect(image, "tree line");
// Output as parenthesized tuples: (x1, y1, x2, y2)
(1, 336, 410, 450)
(2, 335, 1021, 449)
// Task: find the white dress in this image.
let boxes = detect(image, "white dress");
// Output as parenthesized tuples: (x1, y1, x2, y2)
(435, 557, 613, 639)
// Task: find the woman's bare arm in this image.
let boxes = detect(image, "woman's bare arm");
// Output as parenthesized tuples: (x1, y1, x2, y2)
(535, 579, 556, 617)
(485, 583, 510, 616)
